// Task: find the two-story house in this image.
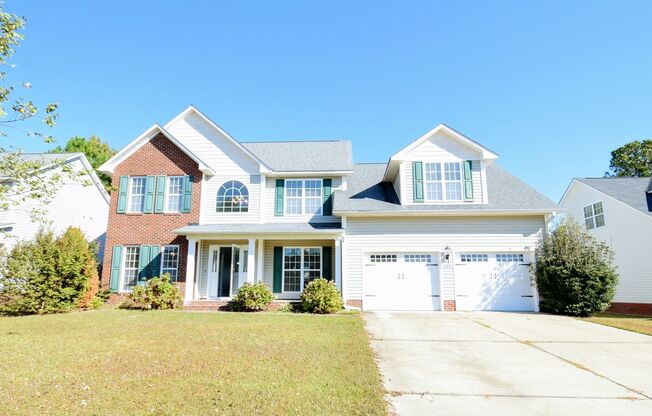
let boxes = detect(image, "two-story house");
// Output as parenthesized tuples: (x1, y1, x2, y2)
(99, 106, 557, 311)
(560, 177, 652, 315)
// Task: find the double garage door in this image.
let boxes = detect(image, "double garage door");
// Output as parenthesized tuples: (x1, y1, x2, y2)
(363, 252, 535, 311)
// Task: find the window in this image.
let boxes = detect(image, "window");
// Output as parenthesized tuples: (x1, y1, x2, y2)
(285, 179, 322, 215)
(283, 247, 322, 292)
(122, 246, 141, 291)
(424, 162, 462, 201)
(496, 253, 524, 263)
(370, 254, 397, 263)
(405, 254, 432, 263)
(584, 201, 605, 230)
(165, 176, 184, 213)
(161, 245, 179, 281)
(128, 177, 147, 213)
(460, 253, 488, 263)
(216, 180, 249, 213)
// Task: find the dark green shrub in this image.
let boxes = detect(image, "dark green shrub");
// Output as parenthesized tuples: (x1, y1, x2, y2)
(119, 274, 183, 310)
(301, 278, 344, 314)
(230, 282, 274, 311)
(535, 221, 618, 317)
(0, 227, 98, 316)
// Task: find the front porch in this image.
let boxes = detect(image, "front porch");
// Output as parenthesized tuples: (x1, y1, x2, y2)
(177, 224, 344, 305)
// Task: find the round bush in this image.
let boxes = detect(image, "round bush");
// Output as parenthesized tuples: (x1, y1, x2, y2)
(300, 278, 343, 314)
(231, 282, 274, 311)
(120, 274, 183, 310)
(535, 221, 618, 317)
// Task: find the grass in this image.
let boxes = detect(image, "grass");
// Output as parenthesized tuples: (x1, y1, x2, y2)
(582, 313, 652, 336)
(0, 309, 387, 416)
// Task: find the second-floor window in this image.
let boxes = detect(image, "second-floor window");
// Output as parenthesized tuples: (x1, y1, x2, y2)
(584, 201, 605, 230)
(166, 176, 184, 213)
(216, 180, 249, 213)
(128, 176, 147, 213)
(424, 162, 462, 201)
(285, 179, 322, 215)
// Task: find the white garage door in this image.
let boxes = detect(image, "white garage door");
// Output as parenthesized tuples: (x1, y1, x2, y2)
(363, 253, 440, 311)
(454, 252, 535, 311)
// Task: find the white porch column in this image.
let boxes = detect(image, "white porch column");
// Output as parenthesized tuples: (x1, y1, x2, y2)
(335, 237, 342, 292)
(247, 238, 256, 284)
(184, 238, 197, 304)
(340, 236, 347, 301)
(256, 239, 265, 282)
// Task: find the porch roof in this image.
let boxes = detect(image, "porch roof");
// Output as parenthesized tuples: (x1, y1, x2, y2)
(174, 222, 343, 236)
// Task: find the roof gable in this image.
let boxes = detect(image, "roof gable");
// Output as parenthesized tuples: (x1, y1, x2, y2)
(563, 177, 652, 218)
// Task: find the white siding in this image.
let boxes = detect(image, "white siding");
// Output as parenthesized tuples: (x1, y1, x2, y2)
(399, 159, 483, 204)
(200, 175, 261, 224)
(392, 167, 402, 202)
(403, 130, 482, 161)
(343, 216, 545, 300)
(261, 176, 343, 223)
(561, 182, 652, 304)
(1, 158, 109, 255)
(165, 112, 260, 176)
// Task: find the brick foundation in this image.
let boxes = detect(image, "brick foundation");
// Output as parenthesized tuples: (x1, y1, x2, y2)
(607, 302, 652, 316)
(443, 300, 456, 311)
(346, 299, 362, 308)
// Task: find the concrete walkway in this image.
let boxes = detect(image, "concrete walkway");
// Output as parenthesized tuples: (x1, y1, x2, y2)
(364, 312, 652, 416)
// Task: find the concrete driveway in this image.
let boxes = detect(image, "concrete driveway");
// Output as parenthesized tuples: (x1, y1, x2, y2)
(364, 312, 652, 416)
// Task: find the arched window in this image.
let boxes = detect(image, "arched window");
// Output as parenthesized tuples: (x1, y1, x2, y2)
(216, 180, 249, 212)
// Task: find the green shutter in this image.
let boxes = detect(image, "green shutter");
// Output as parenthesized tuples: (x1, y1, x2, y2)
(138, 245, 151, 283)
(149, 246, 161, 279)
(412, 162, 424, 202)
(144, 176, 155, 213)
(463, 160, 474, 201)
(322, 179, 332, 216)
(110, 245, 123, 292)
(117, 176, 129, 213)
(182, 175, 193, 213)
(274, 179, 285, 216)
(273, 247, 283, 293)
(322, 246, 332, 281)
(154, 176, 166, 213)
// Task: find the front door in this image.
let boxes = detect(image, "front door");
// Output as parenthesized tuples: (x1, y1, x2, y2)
(207, 245, 246, 298)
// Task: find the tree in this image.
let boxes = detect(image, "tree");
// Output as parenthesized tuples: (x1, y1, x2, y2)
(534, 221, 618, 317)
(607, 140, 652, 177)
(0, 5, 66, 223)
(49, 136, 116, 191)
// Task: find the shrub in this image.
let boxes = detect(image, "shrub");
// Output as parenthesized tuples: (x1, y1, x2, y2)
(120, 274, 183, 310)
(535, 220, 618, 317)
(230, 282, 274, 311)
(277, 302, 299, 313)
(0, 227, 98, 316)
(301, 278, 344, 314)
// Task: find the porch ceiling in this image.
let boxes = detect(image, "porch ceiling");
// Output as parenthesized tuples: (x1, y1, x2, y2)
(174, 222, 343, 236)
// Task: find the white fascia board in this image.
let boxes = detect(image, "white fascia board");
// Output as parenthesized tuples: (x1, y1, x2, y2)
(265, 170, 354, 177)
(333, 208, 562, 217)
(98, 124, 215, 176)
(164, 105, 272, 173)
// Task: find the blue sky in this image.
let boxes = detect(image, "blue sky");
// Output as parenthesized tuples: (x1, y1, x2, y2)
(5, 0, 652, 200)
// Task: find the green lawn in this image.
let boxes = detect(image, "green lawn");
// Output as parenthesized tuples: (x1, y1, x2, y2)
(0, 309, 387, 416)
(583, 313, 652, 336)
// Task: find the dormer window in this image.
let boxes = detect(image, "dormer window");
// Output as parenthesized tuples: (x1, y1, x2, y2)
(424, 162, 462, 202)
(584, 201, 605, 230)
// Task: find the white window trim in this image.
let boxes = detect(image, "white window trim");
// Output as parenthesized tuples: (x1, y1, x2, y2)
(126, 176, 147, 213)
(281, 246, 322, 293)
(583, 200, 606, 230)
(164, 176, 184, 214)
(160, 244, 180, 280)
(120, 245, 141, 293)
(216, 179, 250, 214)
(423, 160, 464, 203)
(284, 178, 323, 216)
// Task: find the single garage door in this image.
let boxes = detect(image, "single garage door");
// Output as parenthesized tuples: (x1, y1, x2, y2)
(454, 252, 535, 311)
(363, 253, 440, 311)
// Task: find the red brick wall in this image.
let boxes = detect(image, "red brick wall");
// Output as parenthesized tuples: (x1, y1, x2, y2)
(607, 302, 652, 316)
(443, 300, 456, 311)
(100, 133, 202, 290)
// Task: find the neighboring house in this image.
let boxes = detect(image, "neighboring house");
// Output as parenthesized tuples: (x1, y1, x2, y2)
(560, 177, 652, 315)
(99, 106, 557, 311)
(0, 153, 110, 257)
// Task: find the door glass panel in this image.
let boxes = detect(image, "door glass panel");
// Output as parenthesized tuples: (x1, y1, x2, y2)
(243, 250, 248, 272)
(211, 250, 218, 272)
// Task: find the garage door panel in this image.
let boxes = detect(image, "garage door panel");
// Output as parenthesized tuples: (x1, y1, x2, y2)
(363, 253, 440, 311)
(455, 252, 535, 311)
